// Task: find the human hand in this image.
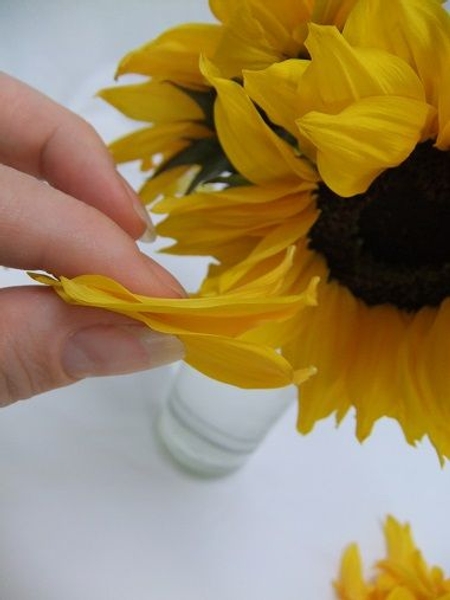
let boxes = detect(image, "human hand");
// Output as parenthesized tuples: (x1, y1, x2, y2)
(0, 72, 185, 406)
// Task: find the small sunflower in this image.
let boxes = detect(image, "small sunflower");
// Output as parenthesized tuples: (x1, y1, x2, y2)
(334, 516, 450, 599)
(66, 0, 450, 459)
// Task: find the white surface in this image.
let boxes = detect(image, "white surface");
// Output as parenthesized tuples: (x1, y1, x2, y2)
(1, 2, 449, 599)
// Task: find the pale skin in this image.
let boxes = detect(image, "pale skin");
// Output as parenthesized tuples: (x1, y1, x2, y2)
(0, 72, 186, 407)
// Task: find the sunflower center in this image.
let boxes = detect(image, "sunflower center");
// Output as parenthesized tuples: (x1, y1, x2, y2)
(308, 141, 450, 311)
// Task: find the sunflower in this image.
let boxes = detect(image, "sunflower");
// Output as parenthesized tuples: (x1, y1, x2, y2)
(47, 0, 450, 459)
(144, 0, 450, 460)
(334, 516, 450, 599)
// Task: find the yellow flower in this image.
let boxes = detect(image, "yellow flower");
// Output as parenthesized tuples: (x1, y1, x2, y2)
(31, 267, 318, 390)
(82, 0, 450, 458)
(151, 0, 450, 460)
(334, 516, 450, 599)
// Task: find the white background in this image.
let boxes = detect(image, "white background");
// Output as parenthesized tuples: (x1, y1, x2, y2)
(1, 2, 449, 599)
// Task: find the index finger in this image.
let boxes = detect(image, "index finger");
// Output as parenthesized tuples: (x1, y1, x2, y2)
(0, 163, 185, 298)
(0, 71, 151, 240)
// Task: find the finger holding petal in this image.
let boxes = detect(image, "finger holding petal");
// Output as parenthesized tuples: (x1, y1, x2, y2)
(31, 273, 317, 338)
(32, 272, 317, 390)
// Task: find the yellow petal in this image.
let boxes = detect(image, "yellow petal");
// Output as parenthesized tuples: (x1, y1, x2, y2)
(312, 0, 358, 29)
(211, 1, 283, 78)
(299, 24, 426, 117)
(139, 166, 198, 204)
(385, 589, 416, 600)
(383, 516, 417, 563)
(153, 180, 313, 213)
(184, 334, 315, 388)
(344, 0, 450, 111)
(98, 80, 204, 123)
(215, 209, 318, 292)
(155, 188, 314, 264)
(201, 57, 318, 186)
(244, 59, 309, 138)
(210, 0, 314, 32)
(208, 0, 240, 23)
(435, 43, 450, 148)
(296, 95, 431, 196)
(108, 122, 210, 165)
(116, 23, 221, 85)
(333, 544, 369, 600)
(210, 0, 311, 77)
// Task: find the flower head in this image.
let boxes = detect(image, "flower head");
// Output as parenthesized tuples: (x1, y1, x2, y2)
(89, 0, 450, 459)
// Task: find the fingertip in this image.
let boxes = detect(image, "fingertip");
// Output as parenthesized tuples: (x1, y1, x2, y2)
(141, 253, 188, 298)
(117, 173, 157, 242)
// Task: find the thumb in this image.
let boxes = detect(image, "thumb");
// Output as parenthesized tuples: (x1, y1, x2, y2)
(0, 286, 185, 407)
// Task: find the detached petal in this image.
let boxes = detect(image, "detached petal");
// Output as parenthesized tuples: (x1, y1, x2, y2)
(31, 272, 317, 390)
(333, 545, 369, 600)
(296, 95, 432, 196)
(335, 516, 450, 600)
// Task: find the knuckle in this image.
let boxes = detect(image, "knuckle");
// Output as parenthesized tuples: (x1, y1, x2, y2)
(0, 334, 44, 406)
(0, 343, 33, 406)
(0, 292, 69, 406)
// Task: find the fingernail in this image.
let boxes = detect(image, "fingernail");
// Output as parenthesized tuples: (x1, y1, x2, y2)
(63, 324, 185, 379)
(134, 201, 157, 243)
(119, 174, 157, 242)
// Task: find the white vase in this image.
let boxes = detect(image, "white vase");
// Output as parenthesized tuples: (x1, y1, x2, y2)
(157, 364, 295, 477)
